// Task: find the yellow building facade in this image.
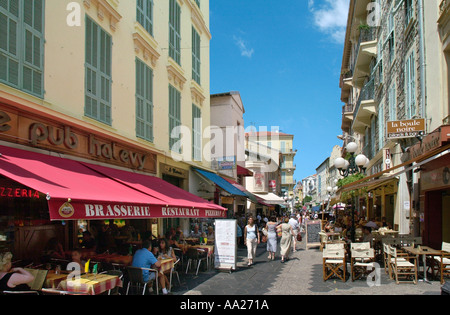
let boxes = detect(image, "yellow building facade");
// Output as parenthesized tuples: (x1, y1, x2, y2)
(1, 0, 212, 182)
(0, 0, 214, 247)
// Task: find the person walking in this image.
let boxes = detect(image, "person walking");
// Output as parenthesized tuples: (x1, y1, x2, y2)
(288, 215, 300, 252)
(266, 216, 279, 260)
(278, 217, 294, 263)
(244, 216, 260, 266)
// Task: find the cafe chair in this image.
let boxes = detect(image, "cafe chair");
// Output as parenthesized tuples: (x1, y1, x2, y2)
(40, 288, 88, 295)
(100, 270, 123, 295)
(173, 247, 184, 268)
(389, 246, 418, 285)
(319, 231, 328, 251)
(431, 242, 450, 284)
(126, 266, 159, 295)
(170, 258, 181, 290)
(185, 248, 208, 276)
(323, 246, 346, 282)
(350, 243, 375, 281)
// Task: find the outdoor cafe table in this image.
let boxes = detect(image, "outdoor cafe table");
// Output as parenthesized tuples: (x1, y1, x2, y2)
(159, 258, 175, 274)
(403, 246, 441, 283)
(45, 271, 69, 289)
(57, 273, 123, 295)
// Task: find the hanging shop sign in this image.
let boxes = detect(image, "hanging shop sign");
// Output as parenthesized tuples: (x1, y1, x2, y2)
(386, 118, 426, 140)
(0, 107, 156, 173)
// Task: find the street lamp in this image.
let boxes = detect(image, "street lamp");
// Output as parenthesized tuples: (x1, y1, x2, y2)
(334, 141, 369, 242)
(334, 142, 369, 177)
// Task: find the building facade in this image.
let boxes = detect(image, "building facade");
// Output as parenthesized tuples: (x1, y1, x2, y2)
(245, 131, 296, 199)
(339, 0, 450, 241)
(0, 0, 216, 255)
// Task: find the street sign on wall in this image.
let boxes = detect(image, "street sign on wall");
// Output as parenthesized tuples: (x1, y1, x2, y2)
(386, 118, 425, 140)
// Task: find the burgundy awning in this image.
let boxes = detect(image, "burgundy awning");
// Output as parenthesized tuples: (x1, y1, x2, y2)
(0, 145, 226, 220)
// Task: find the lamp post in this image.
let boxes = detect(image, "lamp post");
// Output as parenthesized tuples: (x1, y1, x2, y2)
(334, 141, 369, 242)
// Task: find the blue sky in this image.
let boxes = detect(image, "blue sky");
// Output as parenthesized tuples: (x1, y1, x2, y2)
(209, 0, 350, 182)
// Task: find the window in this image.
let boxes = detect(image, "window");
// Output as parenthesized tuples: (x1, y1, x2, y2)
(192, 27, 201, 85)
(0, 0, 45, 97)
(389, 83, 396, 121)
(194, 0, 200, 8)
(371, 117, 376, 157)
(136, 59, 153, 142)
(169, 84, 181, 153)
(405, 0, 414, 25)
(85, 16, 112, 125)
(192, 104, 202, 161)
(378, 104, 384, 150)
(405, 51, 416, 119)
(137, 0, 153, 36)
(169, 0, 181, 65)
(388, 9, 395, 64)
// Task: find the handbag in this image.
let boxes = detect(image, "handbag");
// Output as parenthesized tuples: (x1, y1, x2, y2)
(297, 233, 302, 242)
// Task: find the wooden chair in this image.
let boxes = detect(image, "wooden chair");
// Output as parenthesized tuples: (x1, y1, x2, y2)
(431, 242, 450, 284)
(350, 243, 375, 281)
(323, 246, 346, 282)
(319, 231, 328, 251)
(389, 246, 418, 285)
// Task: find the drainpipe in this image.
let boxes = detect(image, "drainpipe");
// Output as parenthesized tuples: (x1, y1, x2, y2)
(418, 0, 427, 126)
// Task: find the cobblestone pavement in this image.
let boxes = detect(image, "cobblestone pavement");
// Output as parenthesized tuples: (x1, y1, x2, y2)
(172, 239, 443, 295)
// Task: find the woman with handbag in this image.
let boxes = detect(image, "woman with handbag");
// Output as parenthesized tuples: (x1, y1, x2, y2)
(278, 217, 294, 263)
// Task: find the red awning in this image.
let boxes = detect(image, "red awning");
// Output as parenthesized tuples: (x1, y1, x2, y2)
(0, 145, 226, 220)
(237, 165, 253, 177)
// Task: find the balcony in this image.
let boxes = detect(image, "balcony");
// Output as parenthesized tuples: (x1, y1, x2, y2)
(352, 28, 378, 88)
(352, 79, 377, 134)
(281, 163, 296, 171)
(340, 70, 353, 102)
(341, 103, 354, 133)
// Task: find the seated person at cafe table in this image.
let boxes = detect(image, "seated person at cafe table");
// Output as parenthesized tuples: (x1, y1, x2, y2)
(206, 226, 215, 241)
(0, 252, 35, 292)
(81, 231, 96, 250)
(189, 224, 202, 239)
(69, 249, 86, 272)
(132, 240, 170, 295)
(158, 239, 176, 261)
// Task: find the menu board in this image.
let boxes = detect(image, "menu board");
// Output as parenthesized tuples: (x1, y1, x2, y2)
(214, 219, 237, 272)
(305, 220, 322, 249)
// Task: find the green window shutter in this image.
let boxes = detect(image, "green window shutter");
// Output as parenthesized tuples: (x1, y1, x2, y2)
(0, 0, 44, 97)
(192, 104, 202, 161)
(136, 58, 153, 142)
(169, 84, 181, 153)
(85, 16, 112, 125)
(405, 52, 416, 119)
(137, 0, 153, 36)
(192, 27, 200, 85)
(169, 0, 181, 65)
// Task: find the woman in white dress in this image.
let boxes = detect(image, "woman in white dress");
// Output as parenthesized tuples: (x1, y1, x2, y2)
(244, 217, 260, 266)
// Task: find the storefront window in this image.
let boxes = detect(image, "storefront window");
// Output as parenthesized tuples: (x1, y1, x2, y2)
(0, 176, 52, 253)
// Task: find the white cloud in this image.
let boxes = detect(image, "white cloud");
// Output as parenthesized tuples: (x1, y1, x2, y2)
(309, 0, 350, 44)
(233, 35, 254, 58)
